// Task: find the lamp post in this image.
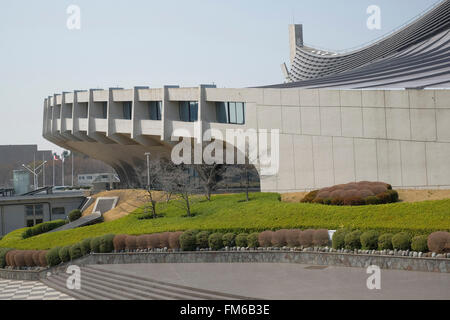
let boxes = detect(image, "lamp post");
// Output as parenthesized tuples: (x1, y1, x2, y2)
(145, 152, 151, 190)
(22, 160, 47, 191)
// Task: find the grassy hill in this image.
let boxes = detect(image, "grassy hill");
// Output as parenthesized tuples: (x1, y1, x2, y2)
(1, 192, 449, 250)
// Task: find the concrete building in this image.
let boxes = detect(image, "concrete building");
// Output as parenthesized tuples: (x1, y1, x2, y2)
(0, 191, 86, 236)
(42, 1, 450, 193)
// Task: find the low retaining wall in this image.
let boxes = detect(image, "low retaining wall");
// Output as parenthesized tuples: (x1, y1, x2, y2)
(1, 251, 448, 281)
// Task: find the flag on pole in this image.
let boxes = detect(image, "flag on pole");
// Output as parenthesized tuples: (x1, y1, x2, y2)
(53, 153, 60, 161)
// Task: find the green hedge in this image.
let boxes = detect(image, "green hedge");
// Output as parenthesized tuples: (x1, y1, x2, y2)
(209, 233, 224, 250)
(68, 210, 82, 222)
(22, 220, 67, 239)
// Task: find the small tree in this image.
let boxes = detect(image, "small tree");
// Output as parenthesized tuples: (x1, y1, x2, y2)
(195, 164, 226, 201)
(224, 164, 255, 202)
(139, 158, 168, 219)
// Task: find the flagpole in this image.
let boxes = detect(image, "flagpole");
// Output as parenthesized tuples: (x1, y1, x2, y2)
(62, 154, 65, 187)
(71, 152, 74, 187)
(52, 154, 55, 187)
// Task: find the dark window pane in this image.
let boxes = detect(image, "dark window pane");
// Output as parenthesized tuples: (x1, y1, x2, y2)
(236, 103, 245, 124)
(102, 103, 108, 119)
(123, 102, 132, 120)
(216, 102, 228, 123)
(35, 205, 43, 216)
(189, 102, 198, 122)
(26, 220, 34, 227)
(228, 102, 237, 124)
(179, 102, 190, 121)
(25, 205, 34, 217)
(149, 102, 162, 120)
(52, 207, 65, 216)
(35, 219, 43, 225)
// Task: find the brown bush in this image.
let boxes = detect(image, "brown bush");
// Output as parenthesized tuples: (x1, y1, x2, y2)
(32, 251, 41, 266)
(6, 250, 16, 267)
(24, 251, 36, 267)
(299, 229, 315, 247)
(38, 251, 48, 267)
(148, 234, 161, 249)
(258, 231, 274, 247)
(168, 232, 183, 249)
(286, 229, 301, 247)
(137, 235, 148, 249)
(271, 229, 288, 247)
(160, 232, 171, 249)
(113, 234, 127, 251)
(313, 229, 330, 246)
(343, 197, 365, 206)
(14, 251, 26, 268)
(427, 232, 450, 253)
(125, 235, 138, 251)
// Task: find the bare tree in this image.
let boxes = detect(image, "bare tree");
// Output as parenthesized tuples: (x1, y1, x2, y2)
(139, 159, 168, 219)
(224, 164, 255, 202)
(195, 164, 226, 201)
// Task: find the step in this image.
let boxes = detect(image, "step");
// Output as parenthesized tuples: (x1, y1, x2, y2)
(86, 265, 259, 300)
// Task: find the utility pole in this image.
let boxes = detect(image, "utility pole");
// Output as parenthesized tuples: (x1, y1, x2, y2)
(145, 152, 151, 189)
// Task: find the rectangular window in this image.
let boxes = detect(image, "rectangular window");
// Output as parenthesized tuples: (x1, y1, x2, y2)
(215, 102, 245, 125)
(123, 102, 132, 120)
(102, 102, 108, 119)
(52, 207, 65, 216)
(25, 204, 45, 227)
(179, 102, 198, 122)
(215, 102, 228, 124)
(149, 101, 162, 120)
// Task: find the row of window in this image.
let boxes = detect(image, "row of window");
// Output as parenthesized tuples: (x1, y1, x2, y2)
(59, 101, 245, 124)
(25, 205, 66, 227)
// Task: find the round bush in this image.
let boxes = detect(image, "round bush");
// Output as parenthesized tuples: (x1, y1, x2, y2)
(124, 235, 138, 251)
(137, 235, 147, 249)
(222, 233, 236, 247)
(365, 196, 380, 205)
(69, 244, 83, 260)
(286, 229, 301, 247)
(5, 250, 16, 267)
(32, 251, 41, 267)
(427, 231, 450, 254)
(272, 229, 288, 247)
(38, 251, 48, 267)
(59, 246, 71, 263)
(387, 190, 399, 203)
(180, 231, 197, 251)
(68, 209, 82, 222)
(81, 238, 92, 255)
(99, 234, 115, 253)
(344, 231, 362, 250)
(113, 235, 127, 252)
(247, 233, 259, 248)
(332, 229, 348, 249)
(14, 251, 26, 268)
(196, 231, 210, 249)
(209, 233, 225, 250)
(148, 234, 161, 249)
(392, 232, 411, 250)
(235, 233, 249, 247)
(24, 251, 35, 267)
(411, 235, 428, 252)
(360, 231, 380, 250)
(313, 229, 330, 247)
(169, 232, 183, 249)
(46, 247, 61, 267)
(378, 233, 393, 250)
(90, 237, 102, 253)
(160, 232, 171, 249)
(299, 229, 315, 247)
(258, 231, 274, 247)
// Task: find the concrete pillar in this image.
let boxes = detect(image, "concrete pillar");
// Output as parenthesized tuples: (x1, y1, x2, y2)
(289, 24, 303, 67)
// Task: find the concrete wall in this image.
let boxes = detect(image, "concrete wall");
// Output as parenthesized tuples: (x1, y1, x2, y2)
(43, 87, 450, 193)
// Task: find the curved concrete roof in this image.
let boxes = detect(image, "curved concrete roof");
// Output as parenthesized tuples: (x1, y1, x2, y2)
(272, 0, 450, 89)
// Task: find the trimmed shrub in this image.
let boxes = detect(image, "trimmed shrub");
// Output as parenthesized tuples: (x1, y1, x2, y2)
(113, 235, 127, 252)
(427, 231, 450, 253)
(0, 248, 12, 268)
(14, 251, 26, 268)
(332, 229, 349, 249)
(286, 229, 301, 247)
(235, 233, 249, 247)
(46, 247, 61, 266)
(196, 231, 210, 249)
(148, 234, 161, 249)
(365, 196, 380, 205)
(313, 229, 330, 247)
(392, 232, 411, 250)
(272, 229, 288, 247)
(378, 233, 394, 250)
(387, 190, 399, 203)
(343, 197, 365, 206)
(180, 231, 197, 251)
(247, 233, 259, 248)
(6, 250, 16, 267)
(59, 246, 71, 263)
(38, 251, 48, 267)
(360, 231, 380, 250)
(137, 235, 148, 249)
(124, 235, 138, 251)
(68, 209, 82, 222)
(411, 235, 428, 252)
(301, 190, 319, 203)
(81, 238, 92, 255)
(24, 251, 35, 267)
(344, 230, 362, 250)
(32, 251, 41, 267)
(376, 192, 391, 204)
(223, 233, 236, 247)
(169, 232, 183, 249)
(258, 231, 274, 247)
(99, 234, 115, 253)
(90, 237, 102, 253)
(70, 243, 83, 260)
(22, 220, 67, 239)
(160, 232, 170, 249)
(299, 229, 315, 247)
(209, 233, 225, 250)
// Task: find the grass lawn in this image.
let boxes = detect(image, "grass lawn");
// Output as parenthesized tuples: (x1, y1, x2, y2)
(1, 192, 449, 250)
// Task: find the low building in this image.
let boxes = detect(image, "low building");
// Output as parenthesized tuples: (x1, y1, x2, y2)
(0, 191, 86, 236)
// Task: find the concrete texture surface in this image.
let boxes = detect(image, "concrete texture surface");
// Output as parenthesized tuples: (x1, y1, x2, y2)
(95, 263, 450, 300)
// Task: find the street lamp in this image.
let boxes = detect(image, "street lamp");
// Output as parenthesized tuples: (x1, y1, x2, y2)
(22, 161, 48, 191)
(145, 152, 151, 190)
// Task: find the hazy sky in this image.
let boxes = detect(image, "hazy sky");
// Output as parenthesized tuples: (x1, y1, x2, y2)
(0, 0, 441, 154)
